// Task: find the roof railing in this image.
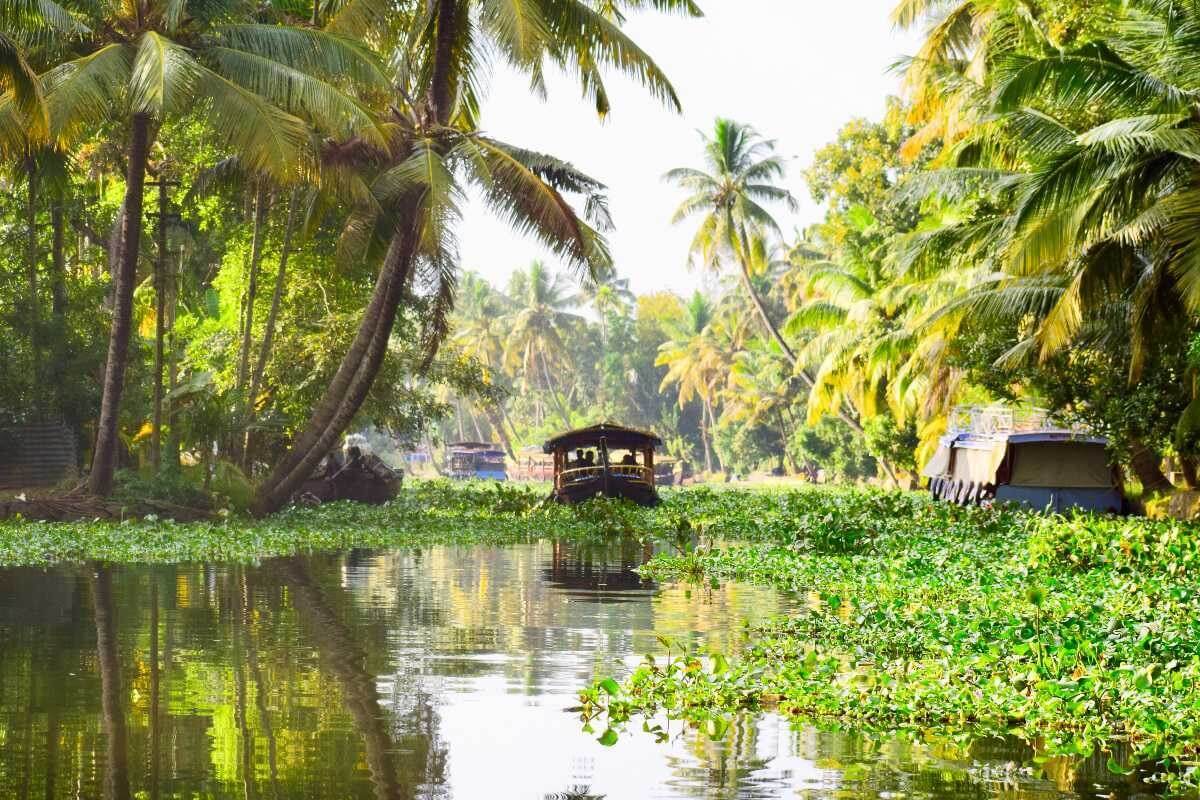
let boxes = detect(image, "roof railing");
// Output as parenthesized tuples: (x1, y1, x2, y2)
(948, 405, 1090, 437)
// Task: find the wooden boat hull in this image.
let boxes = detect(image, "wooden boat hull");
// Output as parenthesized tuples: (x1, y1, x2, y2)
(552, 476, 659, 507)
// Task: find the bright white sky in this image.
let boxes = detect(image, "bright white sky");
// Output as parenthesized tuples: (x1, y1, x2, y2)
(459, 1, 922, 297)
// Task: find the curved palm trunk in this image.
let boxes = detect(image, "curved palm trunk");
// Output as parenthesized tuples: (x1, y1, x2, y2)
(90, 114, 153, 496)
(485, 406, 516, 460)
(539, 351, 572, 427)
(243, 189, 299, 471)
(1130, 440, 1172, 494)
(253, 219, 419, 514)
(255, 0, 460, 514)
(733, 250, 900, 487)
(281, 559, 404, 800)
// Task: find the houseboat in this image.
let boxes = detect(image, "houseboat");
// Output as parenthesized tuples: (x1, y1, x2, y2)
(543, 423, 663, 506)
(922, 406, 1123, 513)
(446, 441, 508, 481)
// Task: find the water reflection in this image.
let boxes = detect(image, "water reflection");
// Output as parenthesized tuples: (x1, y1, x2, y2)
(0, 540, 1154, 799)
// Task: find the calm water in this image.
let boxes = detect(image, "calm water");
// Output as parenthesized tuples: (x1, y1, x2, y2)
(0, 539, 1153, 799)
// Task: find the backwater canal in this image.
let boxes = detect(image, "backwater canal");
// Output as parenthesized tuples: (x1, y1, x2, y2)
(0, 539, 1153, 799)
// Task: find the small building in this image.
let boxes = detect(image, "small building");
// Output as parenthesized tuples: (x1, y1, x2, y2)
(922, 406, 1123, 513)
(446, 442, 508, 481)
(543, 423, 663, 506)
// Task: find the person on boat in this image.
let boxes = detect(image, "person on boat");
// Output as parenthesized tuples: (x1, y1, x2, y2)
(570, 448, 585, 469)
(584, 451, 596, 469)
(620, 451, 637, 466)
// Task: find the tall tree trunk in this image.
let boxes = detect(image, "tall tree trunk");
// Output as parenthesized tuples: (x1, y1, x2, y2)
(243, 189, 298, 470)
(233, 183, 270, 464)
(485, 406, 515, 460)
(90, 114, 153, 496)
(470, 407, 486, 441)
(49, 197, 68, 402)
(1181, 455, 1199, 490)
(703, 396, 722, 471)
(699, 402, 714, 474)
(151, 180, 168, 472)
(733, 230, 898, 483)
(91, 566, 131, 800)
(539, 351, 571, 427)
(165, 246, 182, 471)
(774, 410, 797, 473)
(1129, 440, 1172, 494)
(51, 200, 66, 317)
(254, 218, 419, 514)
(26, 153, 40, 386)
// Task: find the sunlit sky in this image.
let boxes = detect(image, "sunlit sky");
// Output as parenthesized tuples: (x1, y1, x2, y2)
(458, 1, 923, 297)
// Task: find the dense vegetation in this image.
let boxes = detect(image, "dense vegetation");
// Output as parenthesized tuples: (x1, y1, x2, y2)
(579, 486, 1200, 794)
(3, 0, 1199, 507)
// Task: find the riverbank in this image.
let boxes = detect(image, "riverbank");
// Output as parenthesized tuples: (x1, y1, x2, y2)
(0, 480, 620, 565)
(581, 488, 1200, 795)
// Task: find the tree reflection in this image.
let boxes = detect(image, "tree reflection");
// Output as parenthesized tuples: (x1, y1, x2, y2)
(91, 564, 131, 800)
(280, 556, 445, 800)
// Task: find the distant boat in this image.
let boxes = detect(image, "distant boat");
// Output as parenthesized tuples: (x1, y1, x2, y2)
(543, 423, 663, 506)
(922, 406, 1123, 513)
(446, 441, 508, 481)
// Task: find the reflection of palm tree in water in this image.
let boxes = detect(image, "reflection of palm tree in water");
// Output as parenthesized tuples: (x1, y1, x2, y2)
(236, 570, 281, 800)
(280, 557, 445, 800)
(544, 788, 606, 800)
(91, 565, 131, 800)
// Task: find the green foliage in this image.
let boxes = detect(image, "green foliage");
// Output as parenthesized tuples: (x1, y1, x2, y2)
(111, 468, 212, 511)
(581, 485, 1200, 795)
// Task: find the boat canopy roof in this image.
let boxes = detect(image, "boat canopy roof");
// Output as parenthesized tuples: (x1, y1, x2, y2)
(543, 423, 663, 454)
(922, 431, 1113, 488)
(447, 441, 502, 451)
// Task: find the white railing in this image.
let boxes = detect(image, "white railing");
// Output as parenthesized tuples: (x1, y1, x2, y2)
(948, 405, 1090, 437)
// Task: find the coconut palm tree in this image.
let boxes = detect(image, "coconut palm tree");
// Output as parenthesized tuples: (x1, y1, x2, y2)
(665, 118, 799, 367)
(505, 262, 582, 427)
(1, 0, 391, 495)
(576, 268, 634, 344)
(453, 272, 519, 455)
(899, 0, 1200, 489)
(252, 0, 692, 513)
(656, 291, 726, 473)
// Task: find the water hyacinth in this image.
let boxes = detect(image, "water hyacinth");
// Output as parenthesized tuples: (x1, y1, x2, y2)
(578, 487, 1200, 795)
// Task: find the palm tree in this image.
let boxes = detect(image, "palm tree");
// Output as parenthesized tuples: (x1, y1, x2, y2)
(505, 262, 582, 427)
(576, 268, 634, 345)
(724, 337, 801, 473)
(665, 118, 799, 366)
(453, 272, 519, 456)
(656, 291, 726, 473)
(903, 0, 1200, 489)
(1, 0, 390, 495)
(252, 0, 693, 513)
